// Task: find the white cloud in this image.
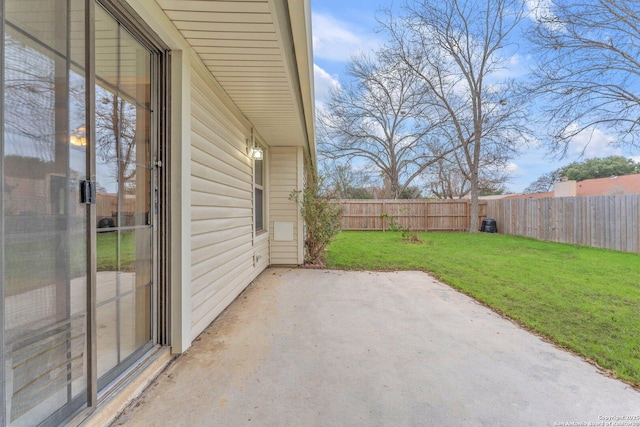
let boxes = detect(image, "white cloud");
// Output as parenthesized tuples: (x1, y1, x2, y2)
(525, 0, 563, 30)
(313, 64, 340, 107)
(505, 162, 521, 173)
(488, 53, 531, 80)
(312, 13, 382, 62)
(566, 125, 620, 157)
(526, 0, 553, 19)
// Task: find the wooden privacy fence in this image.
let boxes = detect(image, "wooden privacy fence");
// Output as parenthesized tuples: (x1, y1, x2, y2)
(485, 195, 640, 253)
(338, 199, 487, 231)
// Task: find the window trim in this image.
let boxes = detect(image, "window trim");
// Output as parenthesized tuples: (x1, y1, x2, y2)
(254, 143, 266, 236)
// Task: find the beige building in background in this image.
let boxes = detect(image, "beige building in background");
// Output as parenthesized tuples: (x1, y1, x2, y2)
(502, 173, 640, 200)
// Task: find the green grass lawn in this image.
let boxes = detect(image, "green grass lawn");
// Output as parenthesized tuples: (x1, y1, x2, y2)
(96, 231, 136, 271)
(324, 231, 640, 387)
(5, 231, 136, 295)
(5, 232, 86, 295)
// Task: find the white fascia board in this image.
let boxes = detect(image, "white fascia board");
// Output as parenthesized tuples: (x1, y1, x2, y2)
(286, 0, 316, 167)
(271, 0, 316, 168)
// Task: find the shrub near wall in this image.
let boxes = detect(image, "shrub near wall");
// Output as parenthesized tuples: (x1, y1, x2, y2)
(290, 172, 342, 265)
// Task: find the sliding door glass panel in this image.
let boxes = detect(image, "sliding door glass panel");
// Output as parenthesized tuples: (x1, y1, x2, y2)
(2, 0, 88, 425)
(95, 301, 118, 379)
(120, 30, 151, 108)
(94, 4, 154, 387)
(119, 286, 151, 361)
(94, 8, 119, 93)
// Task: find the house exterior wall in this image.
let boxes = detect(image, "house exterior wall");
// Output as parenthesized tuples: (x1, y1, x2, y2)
(122, 0, 295, 348)
(1, 0, 312, 424)
(269, 147, 304, 265)
(188, 58, 269, 339)
(122, 0, 301, 347)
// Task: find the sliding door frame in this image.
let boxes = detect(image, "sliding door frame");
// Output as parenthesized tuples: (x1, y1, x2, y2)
(85, 0, 98, 410)
(0, 0, 170, 421)
(0, 0, 5, 424)
(91, 0, 171, 402)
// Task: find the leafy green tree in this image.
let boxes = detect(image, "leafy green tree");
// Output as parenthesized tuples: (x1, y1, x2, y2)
(342, 187, 373, 199)
(524, 156, 639, 193)
(479, 185, 506, 197)
(559, 156, 639, 181)
(399, 186, 422, 199)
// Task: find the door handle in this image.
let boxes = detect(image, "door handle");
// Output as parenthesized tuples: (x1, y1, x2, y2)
(80, 180, 96, 204)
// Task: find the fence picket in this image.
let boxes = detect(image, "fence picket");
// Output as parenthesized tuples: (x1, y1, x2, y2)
(338, 196, 639, 254)
(485, 195, 640, 254)
(338, 199, 487, 232)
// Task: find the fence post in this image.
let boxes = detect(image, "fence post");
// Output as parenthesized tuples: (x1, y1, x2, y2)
(424, 200, 428, 231)
(382, 201, 386, 231)
(466, 200, 471, 231)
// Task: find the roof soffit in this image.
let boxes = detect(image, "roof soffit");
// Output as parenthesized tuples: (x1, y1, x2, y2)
(156, 0, 313, 151)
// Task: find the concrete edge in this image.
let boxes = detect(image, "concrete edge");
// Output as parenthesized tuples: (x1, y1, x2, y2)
(67, 346, 174, 427)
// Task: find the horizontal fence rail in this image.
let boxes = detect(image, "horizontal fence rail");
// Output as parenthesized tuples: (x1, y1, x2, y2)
(337, 199, 487, 231)
(485, 195, 640, 253)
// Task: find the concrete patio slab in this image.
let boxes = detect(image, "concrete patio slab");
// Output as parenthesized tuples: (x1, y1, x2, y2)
(113, 268, 640, 427)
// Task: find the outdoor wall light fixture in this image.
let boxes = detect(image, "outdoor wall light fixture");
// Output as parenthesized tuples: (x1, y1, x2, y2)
(250, 146, 263, 160)
(246, 130, 263, 160)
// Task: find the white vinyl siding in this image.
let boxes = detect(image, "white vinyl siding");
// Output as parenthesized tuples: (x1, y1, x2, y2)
(269, 147, 303, 265)
(189, 58, 268, 339)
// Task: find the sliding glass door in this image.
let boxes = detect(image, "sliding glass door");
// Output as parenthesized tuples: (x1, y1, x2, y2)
(94, 4, 154, 387)
(1, 1, 162, 424)
(2, 1, 88, 424)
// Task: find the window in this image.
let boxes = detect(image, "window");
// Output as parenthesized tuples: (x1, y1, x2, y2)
(254, 149, 264, 233)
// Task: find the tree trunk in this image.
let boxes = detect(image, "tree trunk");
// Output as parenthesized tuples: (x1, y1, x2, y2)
(469, 169, 479, 232)
(468, 131, 482, 233)
(390, 170, 400, 199)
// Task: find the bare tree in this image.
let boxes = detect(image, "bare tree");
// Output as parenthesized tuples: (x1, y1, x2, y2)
(425, 157, 470, 199)
(317, 51, 450, 199)
(424, 151, 510, 199)
(320, 161, 374, 199)
(3, 37, 86, 162)
(95, 88, 140, 196)
(528, 0, 640, 152)
(523, 171, 561, 194)
(523, 155, 639, 193)
(381, 0, 528, 231)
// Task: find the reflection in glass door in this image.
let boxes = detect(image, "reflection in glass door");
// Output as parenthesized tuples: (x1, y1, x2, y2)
(94, 4, 154, 386)
(2, 1, 88, 425)
(2, 1, 162, 424)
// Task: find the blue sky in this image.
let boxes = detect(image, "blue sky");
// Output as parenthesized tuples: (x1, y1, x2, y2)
(310, 0, 640, 193)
